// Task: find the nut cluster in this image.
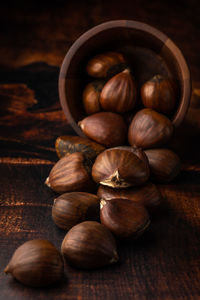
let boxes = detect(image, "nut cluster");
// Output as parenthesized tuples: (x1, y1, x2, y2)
(80, 51, 176, 149)
(5, 51, 182, 288)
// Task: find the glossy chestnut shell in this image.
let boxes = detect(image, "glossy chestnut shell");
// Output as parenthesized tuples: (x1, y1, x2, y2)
(61, 221, 118, 269)
(100, 69, 137, 113)
(45, 152, 93, 193)
(52, 192, 100, 231)
(4, 240, 64, 287)
(92, 146, 149, 188)
(100, 198, 150, 240)
(97, 182, 162, 209)
(79, 112, 127, 147)
(83, 80, 104, 115)
(86, 51, 126, 78)
(128, 108, 173, 149)
(145, 148, 181, 182)
(141, 75, 176, 114)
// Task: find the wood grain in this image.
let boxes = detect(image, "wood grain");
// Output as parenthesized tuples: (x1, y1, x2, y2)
(0, 1, 200, 299)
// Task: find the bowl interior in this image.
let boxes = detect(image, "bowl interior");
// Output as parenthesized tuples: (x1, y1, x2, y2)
(59, 21, 191, 136)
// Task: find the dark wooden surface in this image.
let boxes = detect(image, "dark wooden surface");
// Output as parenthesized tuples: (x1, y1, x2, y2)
(0, 1, 200, 299)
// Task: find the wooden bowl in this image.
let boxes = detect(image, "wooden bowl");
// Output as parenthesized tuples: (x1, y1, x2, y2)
(59, 20, 191, 136)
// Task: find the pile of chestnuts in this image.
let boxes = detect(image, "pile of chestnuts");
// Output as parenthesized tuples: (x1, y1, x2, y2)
(5, 51, 182, 288)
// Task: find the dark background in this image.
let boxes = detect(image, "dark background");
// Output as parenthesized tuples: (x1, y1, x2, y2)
(0, 1, 200, 299)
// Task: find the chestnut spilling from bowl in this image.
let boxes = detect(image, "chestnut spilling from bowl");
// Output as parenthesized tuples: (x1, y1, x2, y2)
(6, 22, 190, 286)
(41, 49, 183, 272)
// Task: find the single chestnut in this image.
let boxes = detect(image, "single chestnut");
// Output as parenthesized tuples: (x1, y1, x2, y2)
(100, 69, 137, 113)
(45, 152, 93, 194)
(97, 182, 162, 209)
(92, 146, 149, 188)
(4, 240, 64, 287)
(52, 192, 100, 231)
(100, 198, 150, 240)
(83, 80, 104, 115)
(55, 135, 105, 161)
(61, 221, 118, 269)
(128, 108, 173, 149)
(141, 75, 177, 114)
(79, 112, 127, 147)
(86, 51, 126, 78)
(145, 148, 181, 182)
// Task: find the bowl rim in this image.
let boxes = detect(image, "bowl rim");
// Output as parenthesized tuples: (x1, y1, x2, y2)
(59, 20, 191, 134)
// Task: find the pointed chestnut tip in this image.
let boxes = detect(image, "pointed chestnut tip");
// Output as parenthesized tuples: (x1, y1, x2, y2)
(45, 177, 50, 187)
(122, 68, 130, 74)
(100, 199, 107, 209)
(4, 264, 11, 274)
(78, 121, 84, 130)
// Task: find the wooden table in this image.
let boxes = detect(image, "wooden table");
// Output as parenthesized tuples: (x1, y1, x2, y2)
(0, 1, 200, 299)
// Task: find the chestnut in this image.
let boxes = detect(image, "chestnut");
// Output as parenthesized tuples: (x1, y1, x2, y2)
(100, 69, 137, 113)
(55, 135, 105, 161)
(45, 152, 93, 194)
(61, 221, 118, 269)
(100, 198, 150, 240)
(86, 51, 126, 78)
(4, 240, 64, 287)
(79, 112, 127, 147)
(97, 182, 162, 209)
(141, 75, 176, 114)
(52, 192, 100, 231)
(145, 148, 181, 182)
(83, 80, 104, 115)
(92, 146, 149, 188)
(128, 108, 173, 149)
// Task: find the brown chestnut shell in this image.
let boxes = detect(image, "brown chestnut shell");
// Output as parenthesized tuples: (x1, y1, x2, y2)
(4, 240, 64, 287)
(145, 148, 181, 182)
(100, 198, 150, 240)
(52, 192, 100, 231)
(100, 69, 137, 113)
(128, 108, 173, 149)
(55, 135, 105, 161)
(79, 112, 127, 147)
(141, 75, 176, 114)
(86, 51, 126, 78)
(45, 152, 93, 194)
(97, 182, 162, 209)
(61, 221, 118, 269)
(83, 80, 104, 115)
(92, 147, 149, 188)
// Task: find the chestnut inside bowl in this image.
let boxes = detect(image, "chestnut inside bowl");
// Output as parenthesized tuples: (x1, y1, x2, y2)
(59, 20, 191, 136)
